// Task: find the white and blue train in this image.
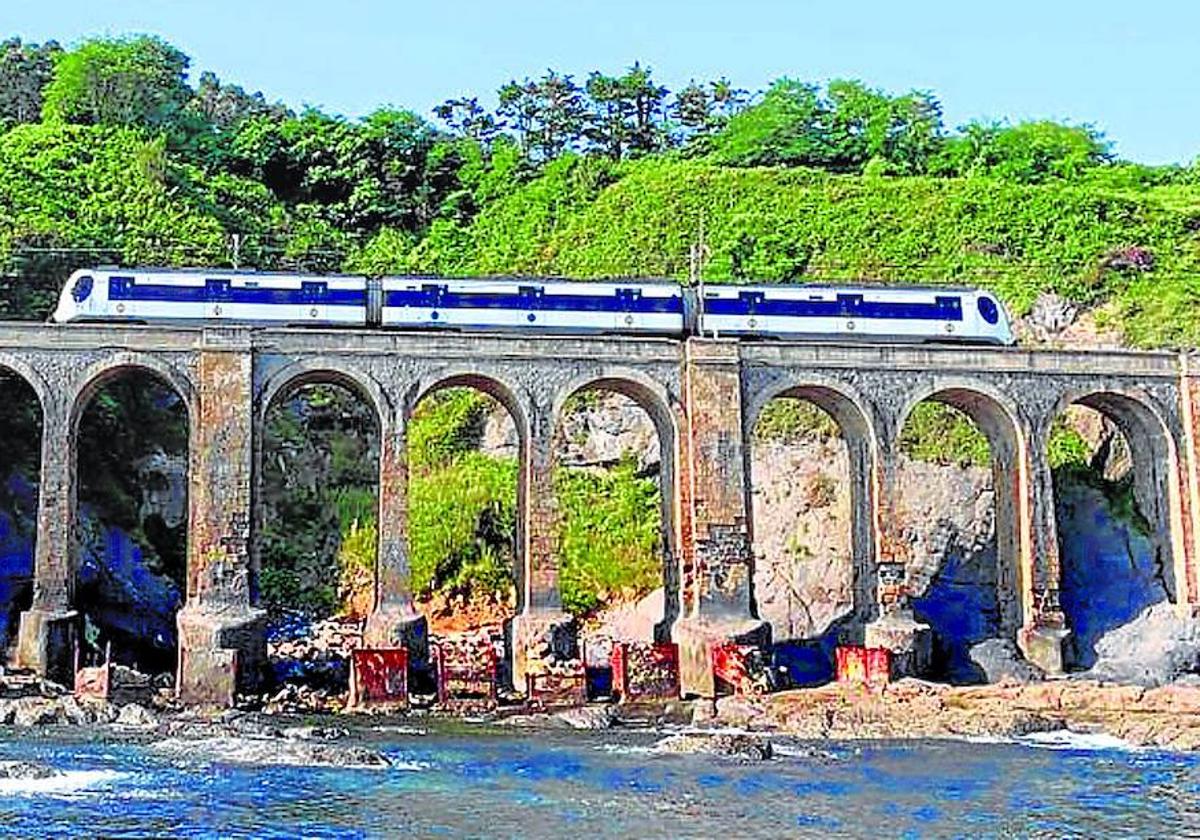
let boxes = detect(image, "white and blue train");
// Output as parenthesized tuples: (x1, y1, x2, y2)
(50, 268, 1015, 345)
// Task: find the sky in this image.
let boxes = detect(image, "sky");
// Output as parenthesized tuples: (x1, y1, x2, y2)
(4, 0, 1198, 164)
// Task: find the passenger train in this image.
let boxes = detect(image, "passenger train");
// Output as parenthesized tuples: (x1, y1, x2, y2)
(50, 268, 1016, 345)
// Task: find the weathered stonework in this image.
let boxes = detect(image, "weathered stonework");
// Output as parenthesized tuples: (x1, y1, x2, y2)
(1, 324, 1199, 700)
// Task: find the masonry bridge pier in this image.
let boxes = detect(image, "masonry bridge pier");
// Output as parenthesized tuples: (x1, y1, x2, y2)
(3, 323, 1200, 701)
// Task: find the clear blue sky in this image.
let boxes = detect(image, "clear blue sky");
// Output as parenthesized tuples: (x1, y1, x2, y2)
(5, 0, 1198, 164)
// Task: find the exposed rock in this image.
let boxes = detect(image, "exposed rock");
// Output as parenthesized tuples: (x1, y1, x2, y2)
(115, 702, 158, 729)
(556, 391, 660, 473)
(58, 695, 93, 726)
(1028, 293, 1079, 335)
(1084, 602, 1200, 687)
(11, 697, 59, 727)
(554, 705, 615, 730)
(968, 639, 1044, 684)
(653, 733, 774, 761)
(0, 761, 60, 780)
(149, 736, 391, 769)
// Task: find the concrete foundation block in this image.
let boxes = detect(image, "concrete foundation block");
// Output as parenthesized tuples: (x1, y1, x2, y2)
(672, 616, 771, 698)
(12, 608, 78, 686)
(510, 609, 578, 690)
(363, 606, 430, 671)
(864, 613, 933, 679)
(1018, 623, 1070, 675)
(176, 604, 267, 704)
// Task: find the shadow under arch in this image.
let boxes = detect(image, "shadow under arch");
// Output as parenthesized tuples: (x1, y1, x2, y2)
(897, 382, 1028, 639)
(0, 362, 46, 653)
(552, 370, 682, 642)
(1049, 388, 1184, 668)
(409, 370, 531, 612)
(71, 361, 192, 672)
(254, 365, 385, 614)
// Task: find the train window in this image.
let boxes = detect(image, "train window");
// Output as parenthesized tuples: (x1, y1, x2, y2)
(71, 275, 94, 302)
(977, 296, 1000, 324)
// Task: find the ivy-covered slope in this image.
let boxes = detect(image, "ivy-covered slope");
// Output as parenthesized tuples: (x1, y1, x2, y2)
(405, 157, 1200, 348)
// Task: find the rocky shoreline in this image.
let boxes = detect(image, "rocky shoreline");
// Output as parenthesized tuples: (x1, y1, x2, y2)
(6, 665, 1200, 758)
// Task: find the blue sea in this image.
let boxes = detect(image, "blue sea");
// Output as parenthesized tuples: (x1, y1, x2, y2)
(1, 724, 1198, 838)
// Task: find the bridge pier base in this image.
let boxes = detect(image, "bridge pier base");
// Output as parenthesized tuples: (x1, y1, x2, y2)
(363, 606, 429, 669)
(863, 612, 933, 679)
(177, 604, 267, 704)
(510, 609, 577, 690)
(1018, 623, 1069, 675)
(13, 608, 77, 686)
(674, 616, 770, 698)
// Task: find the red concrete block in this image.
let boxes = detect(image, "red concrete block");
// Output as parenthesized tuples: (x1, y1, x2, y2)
(348, 648, 409, 710)
(836, 645, 891, 688)
(611, 642, 681, 702)
(711, 642, 766, 697)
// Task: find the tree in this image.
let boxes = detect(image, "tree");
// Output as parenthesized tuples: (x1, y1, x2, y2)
(497, 70, 586, 161)
(585, 63, 668, 160)
(825, 79, 944, 174)
(708, 78, 830, 167)
(0, 38, 61, 128)
(41, 35, 191, 129)
(189, 70, 290, 131)
(936, 120, 1112, 182)
(433, 96, 499, 146)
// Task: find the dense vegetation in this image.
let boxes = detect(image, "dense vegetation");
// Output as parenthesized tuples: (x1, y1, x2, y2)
(1, 34, 1196, 621)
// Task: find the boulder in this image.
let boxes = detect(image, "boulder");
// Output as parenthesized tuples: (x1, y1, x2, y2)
(554, 705, 615, 730)
(968, 638, 1044, 684)
(0, 761, 60, 780)
(654, 733, 774, 761)
(11, 697, 59, 727)
(1085, 603, 1200, 687)
(115, 702, 158, 729)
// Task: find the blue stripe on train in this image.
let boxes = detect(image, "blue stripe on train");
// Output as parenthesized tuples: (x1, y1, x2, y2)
(108, 277, 367, 306)
(104, 277, 683, 314)
(704, 294, 964, 321)
(383, 289, 683, 313)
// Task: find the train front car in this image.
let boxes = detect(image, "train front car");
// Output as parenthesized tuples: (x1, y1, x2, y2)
(699, 284, 1015, 345)
(380, 277, 685, 335)
(51, 269, 106, 323)
(51, 269, 369, 327)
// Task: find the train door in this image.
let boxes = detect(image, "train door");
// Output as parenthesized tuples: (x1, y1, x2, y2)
(616, 287, 641, 331)
(301, 281, 327, 323)
(206, 278, 231, 318)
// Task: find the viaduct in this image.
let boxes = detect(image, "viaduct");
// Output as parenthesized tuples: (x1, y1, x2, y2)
(3, 323, 1200, 701)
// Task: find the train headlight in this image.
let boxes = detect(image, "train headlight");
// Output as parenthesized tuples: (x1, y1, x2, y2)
(71, 275, 94, 303)
(977, 296, 999, 325)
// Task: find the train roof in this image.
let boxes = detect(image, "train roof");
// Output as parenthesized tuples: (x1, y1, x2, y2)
(80, 267, 996, 294)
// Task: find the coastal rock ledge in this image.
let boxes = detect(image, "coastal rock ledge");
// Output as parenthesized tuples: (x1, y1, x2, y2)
(712, 679, 1200, 750)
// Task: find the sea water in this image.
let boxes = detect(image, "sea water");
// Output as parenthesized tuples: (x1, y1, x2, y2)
(1, 725, 1198, 838)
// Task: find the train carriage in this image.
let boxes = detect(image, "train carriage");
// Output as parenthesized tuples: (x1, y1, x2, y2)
(50, 267, 1015, 346)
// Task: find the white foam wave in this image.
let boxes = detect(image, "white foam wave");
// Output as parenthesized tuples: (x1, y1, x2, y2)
(0, 769, 124, 797)
(1018, 729, 1144, 752)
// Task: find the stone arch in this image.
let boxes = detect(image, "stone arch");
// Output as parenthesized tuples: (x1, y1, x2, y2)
(1049, 387, 1185, 608)
(0, 356, 48, 652)
(551, 369, 683, 638)
(409, 369, 531, 611)
(744, 376, 882, 628)
(70, 353, 197, 434)
(70, 355, 194, 671)
(257, 361, 389, 431)
(254, 362, 388, 615)
(0, 353, 50, 414)
(895, 380, 1029, 638)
